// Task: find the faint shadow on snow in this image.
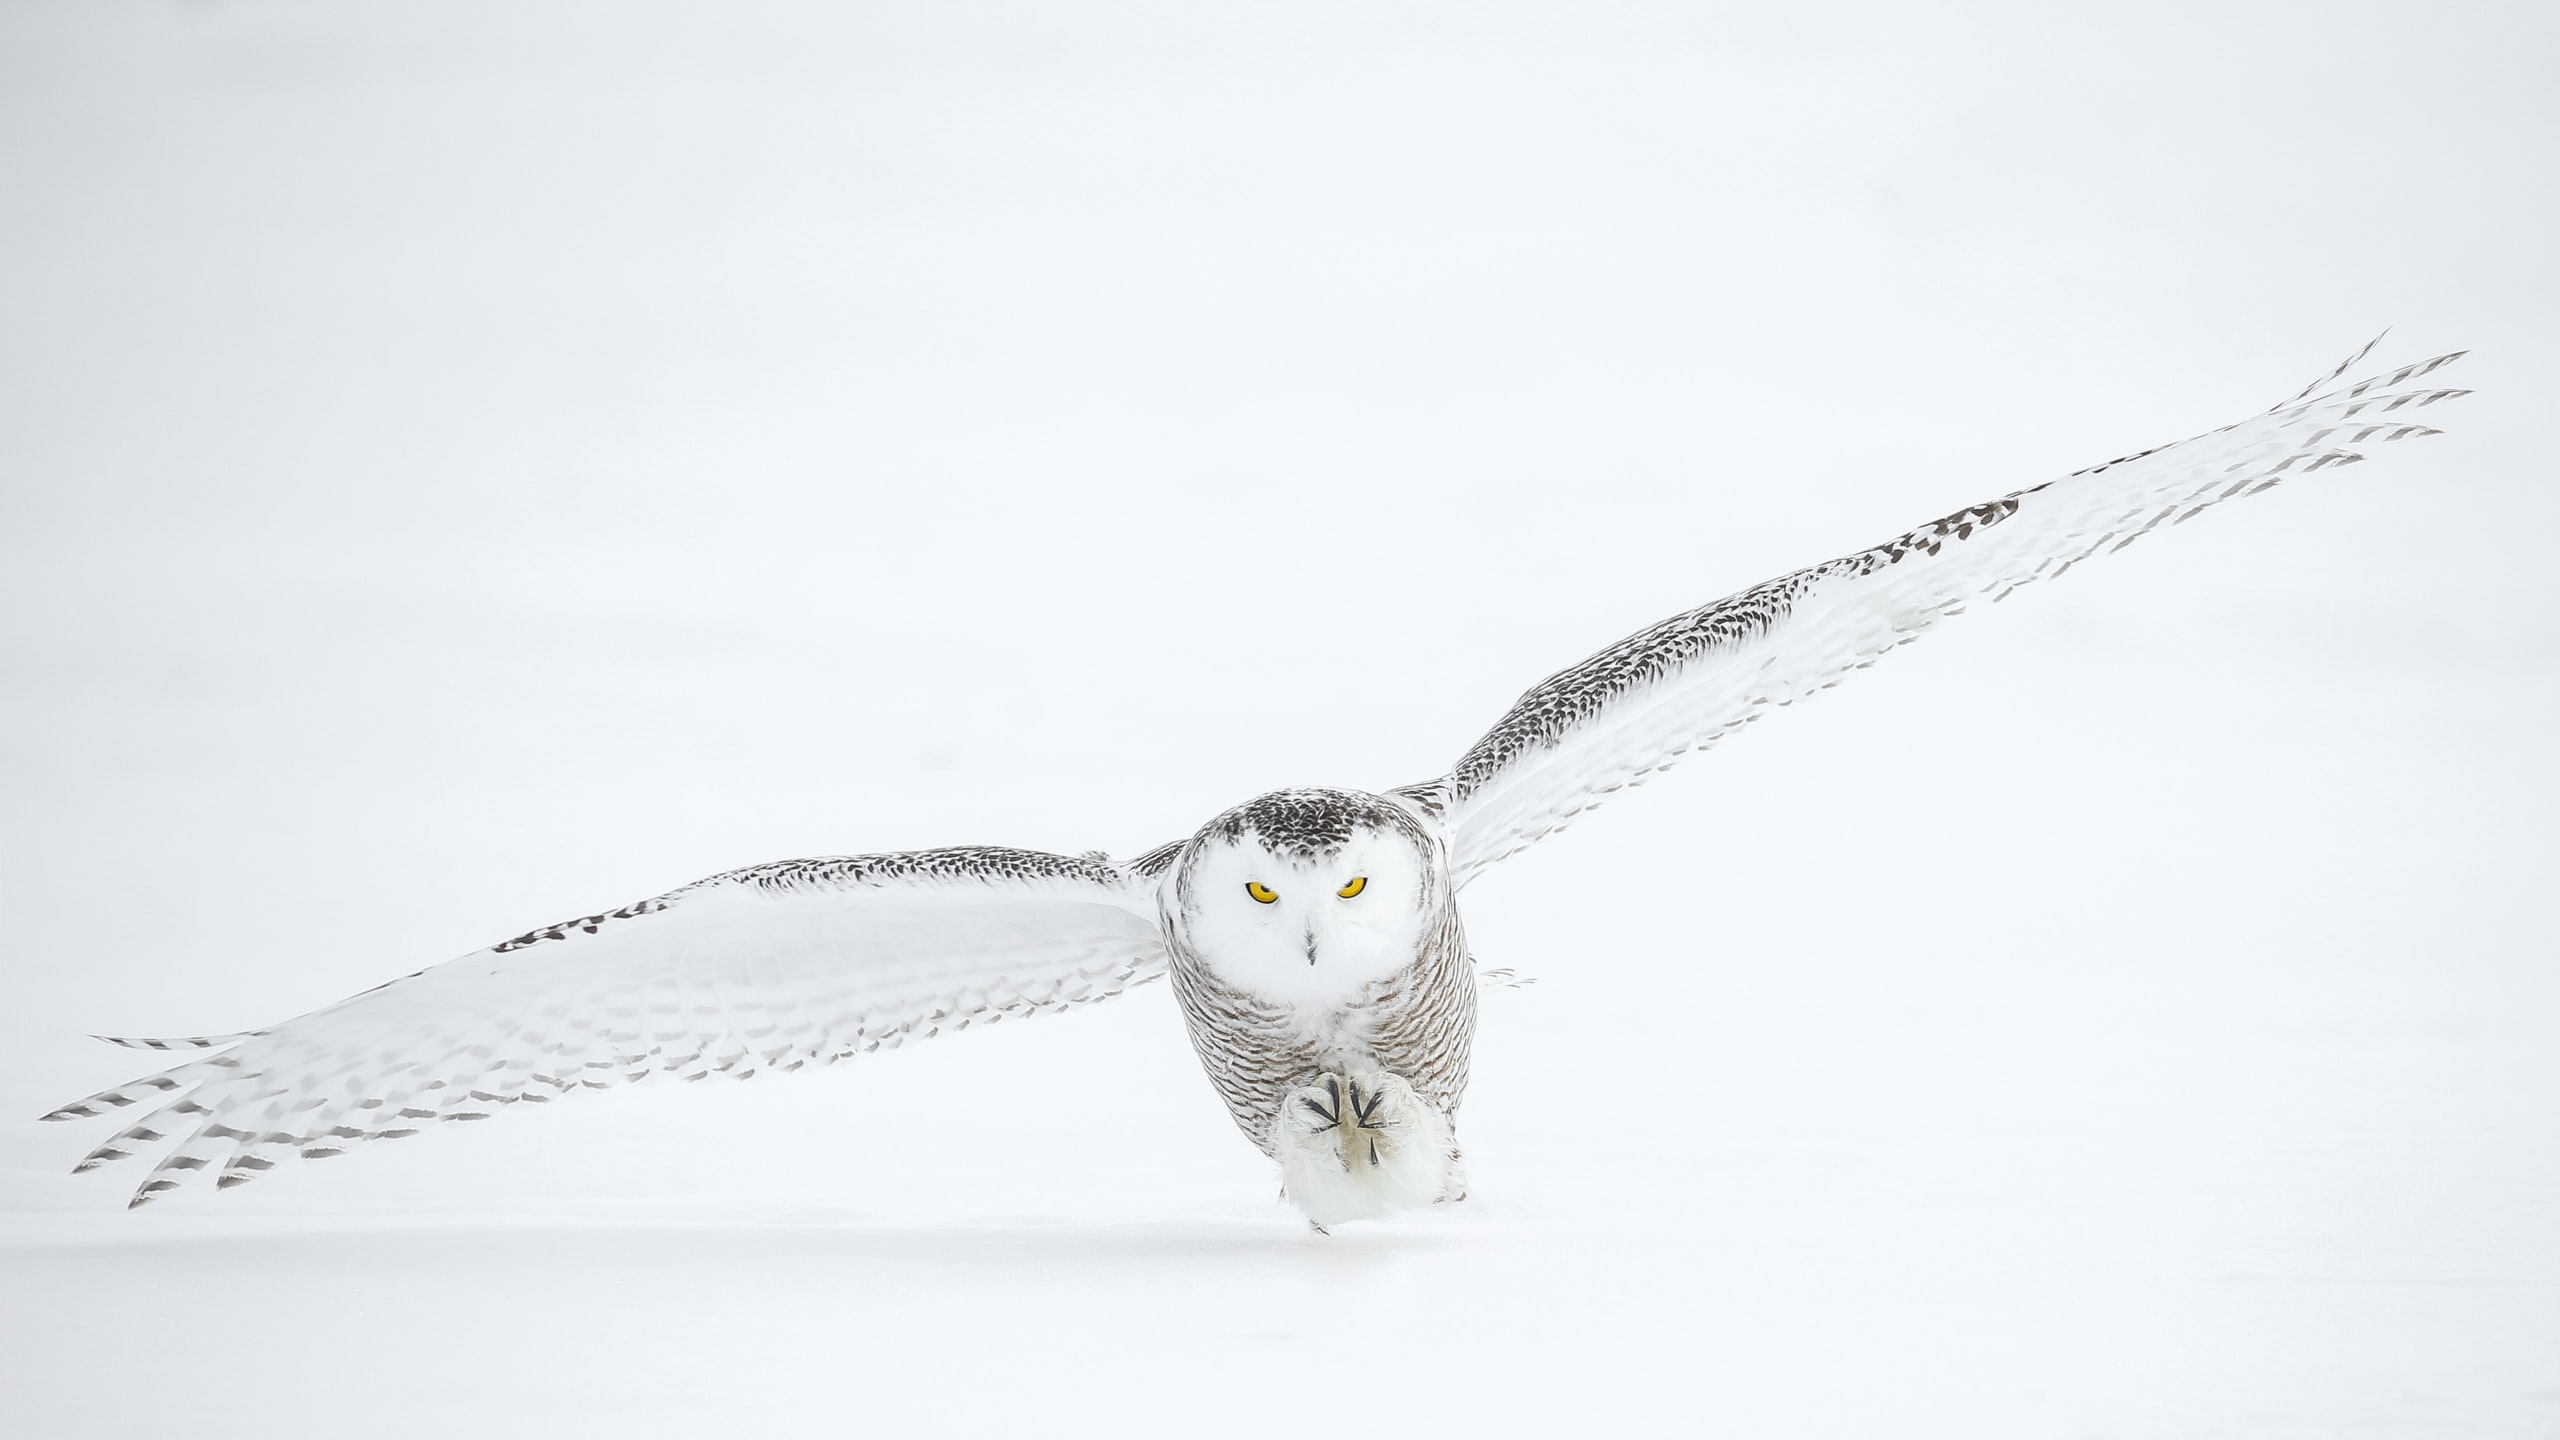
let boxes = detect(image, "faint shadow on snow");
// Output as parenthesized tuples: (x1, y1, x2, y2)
(0, 1209, 1482, 1274)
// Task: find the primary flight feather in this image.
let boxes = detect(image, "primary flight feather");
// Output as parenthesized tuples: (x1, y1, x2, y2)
(45, 339, 2469, 1226)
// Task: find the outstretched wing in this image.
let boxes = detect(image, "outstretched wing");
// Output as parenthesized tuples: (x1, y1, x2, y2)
(1415, 340, 2468, 889)
(43, 847, 1170, 1208)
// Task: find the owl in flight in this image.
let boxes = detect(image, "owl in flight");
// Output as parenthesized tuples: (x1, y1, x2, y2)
(44, 340, 2468, 1228)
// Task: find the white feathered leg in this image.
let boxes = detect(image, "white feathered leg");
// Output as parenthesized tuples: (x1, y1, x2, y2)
(1275, 1071, 1452, 1227)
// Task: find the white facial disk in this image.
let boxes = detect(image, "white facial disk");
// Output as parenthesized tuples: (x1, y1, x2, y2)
(1171, 792, 1442, 1010)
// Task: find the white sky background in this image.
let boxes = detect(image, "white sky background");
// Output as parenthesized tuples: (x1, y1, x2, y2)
(2, 2, 2557, 1436)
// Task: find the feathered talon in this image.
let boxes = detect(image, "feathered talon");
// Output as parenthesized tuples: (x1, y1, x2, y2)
(1272, 1069, 1453, 1225)
(1281, 1071, 1420, 1174)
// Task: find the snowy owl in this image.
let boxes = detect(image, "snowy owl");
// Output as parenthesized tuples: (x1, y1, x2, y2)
(43, 339, 2467, 1228)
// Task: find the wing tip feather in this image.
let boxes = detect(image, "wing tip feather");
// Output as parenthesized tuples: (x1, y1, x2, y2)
(92, 1032, 256, 1052)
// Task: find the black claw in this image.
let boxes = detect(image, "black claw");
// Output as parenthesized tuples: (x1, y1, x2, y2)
(1298, 1095, 1337, 1125)
(1367, 1138, 1379, 1168)
(1351, 1084, 1387, 1125)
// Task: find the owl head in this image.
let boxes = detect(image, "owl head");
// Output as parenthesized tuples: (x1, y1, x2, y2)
(1166, 788, 1448, 1006)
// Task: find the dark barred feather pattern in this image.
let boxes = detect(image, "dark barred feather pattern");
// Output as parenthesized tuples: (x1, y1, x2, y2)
(1431, 341, 2468, 886)
(1164, 796, 1478, 1157)
(91, 1032, 259, 1052)
(43, 847, 1167, 1208)
(1168, 904, 1477, 1159)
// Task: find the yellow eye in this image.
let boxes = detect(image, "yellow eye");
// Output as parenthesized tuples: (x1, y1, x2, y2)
(1337, 876, 1367, 899)
(1245, 881, 1279, 905)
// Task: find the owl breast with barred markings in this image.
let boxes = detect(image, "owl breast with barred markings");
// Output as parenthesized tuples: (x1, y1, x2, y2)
(1160, 789, 1478, 1225)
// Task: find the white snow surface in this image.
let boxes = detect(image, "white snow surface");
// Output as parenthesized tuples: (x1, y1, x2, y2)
(4, 3, 2558, 1437)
